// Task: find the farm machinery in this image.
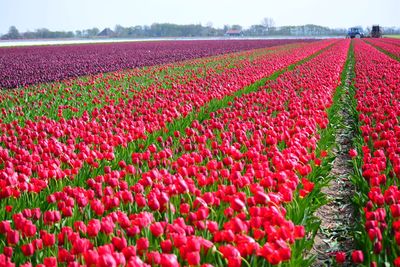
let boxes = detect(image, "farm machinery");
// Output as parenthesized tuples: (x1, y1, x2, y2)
(370, 25, 383, 38)
(346, 27, 365, 38)
(346, 25, 383, 38)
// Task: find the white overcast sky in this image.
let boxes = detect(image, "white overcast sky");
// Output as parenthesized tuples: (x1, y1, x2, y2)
(0, 0, 399, 34)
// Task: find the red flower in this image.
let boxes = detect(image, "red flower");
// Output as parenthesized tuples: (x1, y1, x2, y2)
(351, 250, 364, 264)
(150, 222, 164, 237)
(146, 251, 161, 265)
(391, 204, 400, 218)
(335, 251, 346, 264)
(3, 246, 13, 258)
(72, 238, 91, 255)
(6, 230, 19, 245)
(148, 197, 160, 211)
(83, 250, 99, 266)
(87, 219, 101, 237)
(186, 251, 200, 265)
(179, 203, 190, 214)
(43, 211, 61, 225)
(349, 149, 358, 158)
(230, 198, 246, 212)
(136, 237, 149, 252)
(21, 243, 35, 257)
(394, 256, 400, 267)
(0, 221, 11, 234)
(161, 239, 173, 253)
(100, 217, 115, 235)
(42, 232, 56, 247)
(160, 253, 179, 267)
(98, 253, 116, 267)
(228, 257, 241, 267)
(23, 222, 36, 238)
(43, 257, 57, 267)
(122, 246, 136, 260)
(58, 247, 74, 263)
(33, 238, 43, 250)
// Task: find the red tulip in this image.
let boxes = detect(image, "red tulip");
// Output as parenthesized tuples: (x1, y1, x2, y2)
(150, 222, 164, 237)
(351, 250, 364, 264)
(395, 257, 400, 267)
(6, 230, 19, 245)
(349, 149, 358, 158)
(186, 251, 200, 265)
(3, 247, 13, 258)
(84, 250, 99, 266)
(146, 251, 161, 265)
(43, 257, 57, 267)
(42, 232, 55, 247)
(335, 251, 346, 264)
(160, 253, 179, 267)
(21, 243, 35, 257)
(0, 221, 11, 234)
(87, 219, 101, 237)
(136, 237, 149, 252)
(98, 253, 117, 267)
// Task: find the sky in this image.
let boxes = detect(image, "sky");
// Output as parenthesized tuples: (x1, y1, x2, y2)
(0, 0, 399, 34)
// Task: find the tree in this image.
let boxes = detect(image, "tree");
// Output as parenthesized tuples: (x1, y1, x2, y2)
(114, 24, 126, 37)
(248, 25, 267, 36)
(261, 17, 275, 31)
(22, 31, 36, 39)
(84, 27, 99, 37)
(231, 25, 242, 31)
(223, 25, 230, 32)
(7, 26, 21, 39)
(36, 28, 51, 38)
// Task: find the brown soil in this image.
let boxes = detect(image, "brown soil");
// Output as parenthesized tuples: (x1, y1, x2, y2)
(311, 59, 355, 266)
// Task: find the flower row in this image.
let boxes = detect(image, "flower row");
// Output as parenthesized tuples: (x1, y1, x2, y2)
(351, 39, 400, 266)
(366, 38, 400, 58)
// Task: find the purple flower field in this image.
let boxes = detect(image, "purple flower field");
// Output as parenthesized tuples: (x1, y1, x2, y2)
(0, 39, 315, 88)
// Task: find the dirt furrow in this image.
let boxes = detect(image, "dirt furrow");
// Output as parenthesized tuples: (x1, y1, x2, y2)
(312, 45, 356, 266)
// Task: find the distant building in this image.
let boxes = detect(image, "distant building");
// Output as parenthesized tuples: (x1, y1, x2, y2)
(97, 28, 115, 37)
(225, 29, 243, 37)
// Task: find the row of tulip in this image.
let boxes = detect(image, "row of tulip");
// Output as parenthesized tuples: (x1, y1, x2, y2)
(0, 39, 316, 89)
(379, 37, 400, 47)
(0, 39, 349, 266)
(350, 39, 400, 266)
(366, 38, 400, 59)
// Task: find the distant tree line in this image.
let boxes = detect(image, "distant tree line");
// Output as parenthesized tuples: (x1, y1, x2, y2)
(2, 19, 400, 40)
(381, 26, 400, 35)
(1, 26, 100, 39)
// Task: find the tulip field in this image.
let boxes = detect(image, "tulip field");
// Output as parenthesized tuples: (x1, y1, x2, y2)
(0, 38, 400, 266)
(0, 39, 313, 89)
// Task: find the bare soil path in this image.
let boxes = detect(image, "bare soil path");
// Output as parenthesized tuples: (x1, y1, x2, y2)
(312, 47, 356, 266)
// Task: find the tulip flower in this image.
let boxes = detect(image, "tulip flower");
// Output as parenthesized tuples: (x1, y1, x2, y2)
(21, 243, 35, 257)
(6, 230, 19, 245)
(351, 250, 364, 264)
(335, 251, 346, 264)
